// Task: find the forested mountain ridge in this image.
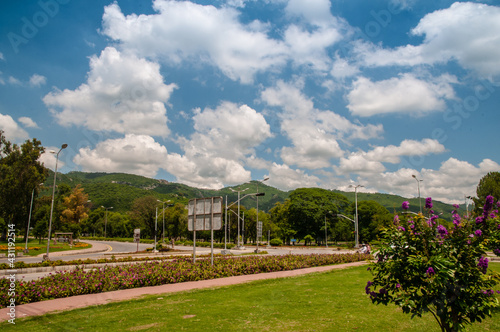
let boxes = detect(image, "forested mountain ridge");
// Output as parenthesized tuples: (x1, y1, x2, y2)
(45, 171, 462, 219)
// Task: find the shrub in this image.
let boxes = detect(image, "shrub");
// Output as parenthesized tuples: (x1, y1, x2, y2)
(366, 197, 500, 332)
(270, 238, 283, 246)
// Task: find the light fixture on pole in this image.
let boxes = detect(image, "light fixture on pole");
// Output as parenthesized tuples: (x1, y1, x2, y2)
(349, 184, 364, 248)
(255, 177, 269, 253)
(158, 200, 172, 244)
(229, 187, 249, 249)
(325, 211, 332, 248)
(45, 143, 68, 261)
(25, 183, 44, 253)
(412, 175, 423, 213)
(102, 206, 113, 238)
(465, 195, 474, 218)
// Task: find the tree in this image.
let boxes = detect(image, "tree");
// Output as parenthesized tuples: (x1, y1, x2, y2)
(60, 184, 90, 225)
(0, 131, 47, 240)
(129, 196, 161, 239)
(164, 202, 188, 240)
(475, 172, 500, 212)
(367, 198, 500, 331)
(348, 200, 392, 243)
(269, 200, 295, 245)
(287, 188, 349, 243)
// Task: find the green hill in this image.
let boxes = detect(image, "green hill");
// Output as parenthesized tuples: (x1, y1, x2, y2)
(44, 171, 460, 219)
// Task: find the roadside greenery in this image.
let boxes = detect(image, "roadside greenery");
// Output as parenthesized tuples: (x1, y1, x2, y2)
(0, 253, 370, 308)
(367, 197, 500, 331)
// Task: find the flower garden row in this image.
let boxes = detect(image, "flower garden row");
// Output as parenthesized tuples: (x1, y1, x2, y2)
(0, 253, 370, 308)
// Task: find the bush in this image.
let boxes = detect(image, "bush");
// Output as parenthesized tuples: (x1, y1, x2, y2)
(367, 197, 500, 332)
(270, 238, 283, 246)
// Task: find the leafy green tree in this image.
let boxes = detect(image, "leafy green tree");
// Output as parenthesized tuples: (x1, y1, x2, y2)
(475, 172, 500, 212)
(269, 200, 295, 245)
(0, 131, 47, 240)
(367, 198, 500, 332)
(287, 188, 349, 243)
(129, 196, 161, 239)
(164, 202, 188, 240)
(348, 200, 392, 243)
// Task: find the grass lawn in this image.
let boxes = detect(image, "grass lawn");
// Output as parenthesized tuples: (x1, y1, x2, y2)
(3, 263, 500, 331)
(0, 238, 91, 256)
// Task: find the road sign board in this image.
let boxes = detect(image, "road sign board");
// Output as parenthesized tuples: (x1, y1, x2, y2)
(187, 197, 223, 231)
(133, 228, 140, 243)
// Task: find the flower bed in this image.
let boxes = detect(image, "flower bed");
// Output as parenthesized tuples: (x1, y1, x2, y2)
(0, 253, 370, 307)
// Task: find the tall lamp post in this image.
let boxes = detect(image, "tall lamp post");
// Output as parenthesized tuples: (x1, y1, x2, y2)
(102, 206, 113, 238)
(412, 174, 423, 213)
(255, 177, 269, 252)
(349, 184, 364, 248)
(25, 183, 44, 253)
(158, 200, 172, 244)
(324, 211, 332, 248)
(45, 143, 68, 260)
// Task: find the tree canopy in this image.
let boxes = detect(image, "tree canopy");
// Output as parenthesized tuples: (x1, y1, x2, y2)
(0, 131, 47, 239)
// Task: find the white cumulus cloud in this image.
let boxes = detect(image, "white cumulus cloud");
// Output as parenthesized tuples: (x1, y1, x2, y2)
(73, 134, 168, 178)
(43, 47, 176, 137)
(347, 74, 456, 117)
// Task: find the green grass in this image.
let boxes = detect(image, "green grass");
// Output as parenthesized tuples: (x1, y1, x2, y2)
(0, 239, 91, 256)
(4, 264, 500, 331)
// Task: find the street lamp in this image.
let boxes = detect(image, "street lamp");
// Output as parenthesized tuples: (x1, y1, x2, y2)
(349, 184, 364, 248)
(324, 211, 332, 248)
(102, 206, 113, 238)
(25, 183, 44, 253)
(229, 187, 249, 248)
(45, 143, 68, 260)
(255, 177, 269, 252)
(412, 175, 423, 213)
(158, 200, 172, 244)
(465, 195, 474, 218)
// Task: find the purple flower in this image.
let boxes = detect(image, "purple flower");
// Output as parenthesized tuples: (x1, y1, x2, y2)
(402, 201, 410, 210)
(484, 195, 495, 216)
(365, 281, 373, 294)
(425, 197, 433, 209)
(476, 216, 484, 224)
(475, 229, 482, 237)
(493, 248, 500, 256)
(393, 215, 400, 225)
(453, 204, 460, 210)
(478, 256, 489, 274)
(426, 267, 435, 276)
(396, 283, 401, 288)
(398, 226, 406, 232)
(437, 225, 448, 238)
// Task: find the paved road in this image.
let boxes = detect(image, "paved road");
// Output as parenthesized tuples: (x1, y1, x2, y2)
(2, 241, 358, 281)
(0, 240, 155, 264)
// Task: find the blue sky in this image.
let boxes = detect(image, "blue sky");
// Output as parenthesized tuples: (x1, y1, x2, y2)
(1, 0, 500, 204)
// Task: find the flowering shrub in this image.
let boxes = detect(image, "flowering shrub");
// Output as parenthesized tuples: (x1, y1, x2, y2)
(0, 253, 370, 308)
(367, 197, 500, 332)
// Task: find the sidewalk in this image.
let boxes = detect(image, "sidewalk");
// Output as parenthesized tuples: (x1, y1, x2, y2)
(0, 261, 368, 322)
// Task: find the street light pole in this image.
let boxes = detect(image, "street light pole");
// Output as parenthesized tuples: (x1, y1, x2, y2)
(102, 206, 113, 238)
(412, 175, 423, 213)
(349, 184, 363, 248)
(256, 177, 269, 252)
(325, 211, 332, 248)
(45, 143, 68, 260)
(230, 187, 248, 248)
(25, 183, 43, 253)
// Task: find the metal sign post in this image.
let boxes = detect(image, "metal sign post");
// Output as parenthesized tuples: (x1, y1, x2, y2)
(134, 228, 140, 252)
(188, 197, 222, 265)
